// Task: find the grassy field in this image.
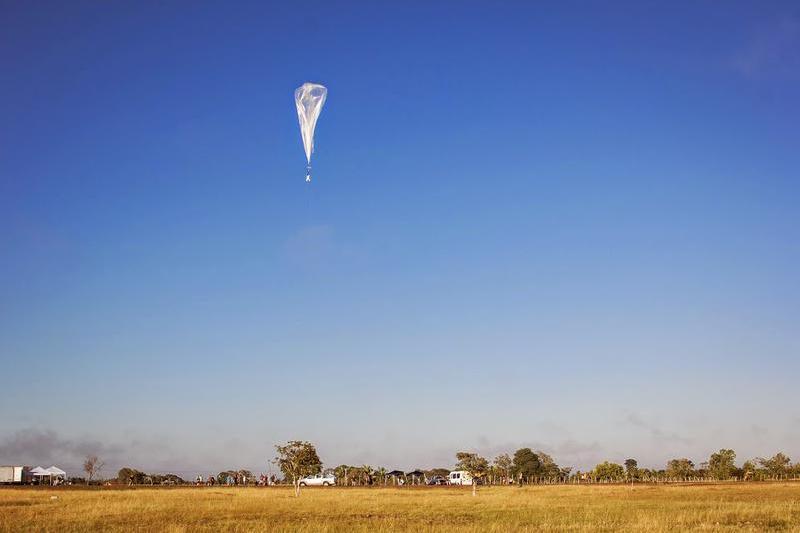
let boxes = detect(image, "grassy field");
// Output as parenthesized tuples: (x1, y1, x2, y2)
(1, 483, 799, 531)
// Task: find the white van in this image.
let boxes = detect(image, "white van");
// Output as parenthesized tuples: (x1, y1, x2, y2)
(448, 470, 473, 486)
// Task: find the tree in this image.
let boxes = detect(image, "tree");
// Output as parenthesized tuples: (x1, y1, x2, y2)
(593, 461, 624, 480)
(117, 467, 146, 485)
(741, 459, 760, 480)
(455, 452, 489, 496)
(536, 451, 560, 479)
(83, 455, 104, 484)
(666, 458, 695, 479)
(493, 454, 513, 484)
(275, 440, 322, 497)
(624, 459, 638, 480)
(760, 453, 791, 477)
(375, 467, 388, 485)
(217, 470, 237, 485)
(155, 473, 184, 485)
(512, 448, 541, 483)
(361, 465, 374, 485)
(237, 470, 254, 484)
(708, 449, 736, 480)
(426, 467, 451, 480)
(333, 465, 349, 486)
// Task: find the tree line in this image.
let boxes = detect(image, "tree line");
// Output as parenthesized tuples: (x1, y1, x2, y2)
(105, 444, 800, 493)
(271, 441, 800, 496)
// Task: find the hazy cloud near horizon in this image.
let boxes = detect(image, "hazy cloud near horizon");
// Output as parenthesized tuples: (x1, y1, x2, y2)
(623, 413, 694, 446)
(3, 413, 799, 478)
(0, 429, 228, 476)
(1, 429, 607, 475)
(0, 429, 123, 472)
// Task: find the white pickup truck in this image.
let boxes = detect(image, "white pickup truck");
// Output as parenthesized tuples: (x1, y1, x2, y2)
(298, 473, 336, 487)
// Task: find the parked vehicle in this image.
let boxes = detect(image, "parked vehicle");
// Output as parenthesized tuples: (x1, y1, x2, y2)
(298, 473, 336, 487)
(427, 476, 448, 485)
(448, 470, 473, 486)
(0, 466, 29, 484)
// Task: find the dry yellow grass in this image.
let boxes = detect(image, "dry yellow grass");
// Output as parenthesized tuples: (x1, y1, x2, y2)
(1, 483, 799, 531)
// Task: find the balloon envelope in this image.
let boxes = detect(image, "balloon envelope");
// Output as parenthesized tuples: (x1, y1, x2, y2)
(295, 83, 327, 166)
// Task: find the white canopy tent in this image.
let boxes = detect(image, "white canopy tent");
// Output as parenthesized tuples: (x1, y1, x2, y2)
(29, 466, 66, 485)
(46, 466, 66, 478)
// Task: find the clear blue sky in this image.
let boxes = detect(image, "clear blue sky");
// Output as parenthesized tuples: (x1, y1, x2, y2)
(1, 1, 799, 477)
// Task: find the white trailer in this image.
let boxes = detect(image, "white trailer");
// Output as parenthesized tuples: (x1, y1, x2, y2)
(0, 466, 29, 484)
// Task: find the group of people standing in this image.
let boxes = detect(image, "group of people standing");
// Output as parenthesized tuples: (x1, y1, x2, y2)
(193, 473, 278, 486)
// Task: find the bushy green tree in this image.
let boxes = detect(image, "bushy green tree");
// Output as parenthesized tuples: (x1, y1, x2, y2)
(593, 461, 625, 480)
(741, 459, 761, 480)
(624, 459, 638, 480)
(217, 470, 237, 485)
(493, 454, 513, 484)
(275, 440, 322, 496)
(666, 458, 695, 478)
(117, 467, 146, 485)
(512, 448, 541, 482)
(455, 451, 489, 496)
(536, 451, 560, 478)
(708, 449, 736, 480)
(760, 453, 791, 477)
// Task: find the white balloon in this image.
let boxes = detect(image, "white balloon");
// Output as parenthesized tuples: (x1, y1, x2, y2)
(294, 83, 327, 181)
